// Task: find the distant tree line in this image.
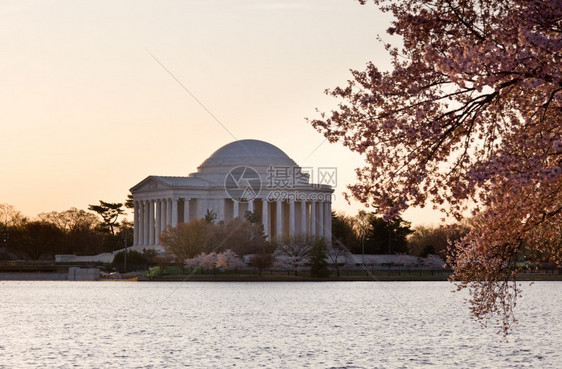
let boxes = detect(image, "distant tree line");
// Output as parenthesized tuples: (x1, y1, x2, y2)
(0, 199, 132, 261)
(4, 200, 552, 278)
(331, 211, 471, 259)
(0, 199, 464, 267)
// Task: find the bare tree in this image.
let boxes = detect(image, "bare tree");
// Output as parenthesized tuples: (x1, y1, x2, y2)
(327, 240, 352, 277)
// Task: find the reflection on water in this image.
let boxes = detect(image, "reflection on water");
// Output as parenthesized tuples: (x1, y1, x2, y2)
(0, 281, 560, 368)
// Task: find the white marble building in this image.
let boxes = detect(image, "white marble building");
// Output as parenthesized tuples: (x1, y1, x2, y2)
(130, 139, 333, 249)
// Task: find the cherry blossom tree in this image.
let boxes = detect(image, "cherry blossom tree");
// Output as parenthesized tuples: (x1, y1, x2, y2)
(197, 252, 218, 270)
(273, 234, 315, 276)
(327, 240, 352, 277)
(183, 256, 200, 270)
(311, 0, 561, 333)
(216, 249, 246, 272)
(184, 252, 218, 271)
(423, 254, 446, 269)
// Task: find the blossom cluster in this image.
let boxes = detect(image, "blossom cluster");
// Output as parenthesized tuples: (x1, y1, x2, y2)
(312, 0, 561, 333)
(184, 249, 246, 271)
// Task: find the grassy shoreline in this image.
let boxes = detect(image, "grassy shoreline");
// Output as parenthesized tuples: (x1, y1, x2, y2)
(137, 270, 562, 282)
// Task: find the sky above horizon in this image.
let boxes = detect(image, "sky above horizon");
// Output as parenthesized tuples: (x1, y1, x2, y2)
(1, 0, 447, 226)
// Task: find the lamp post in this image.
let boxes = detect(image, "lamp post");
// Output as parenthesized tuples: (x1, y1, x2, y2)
(356, 210, 369, 268)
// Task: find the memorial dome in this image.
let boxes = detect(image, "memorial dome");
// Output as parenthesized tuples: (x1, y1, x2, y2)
(195, 139, 298, 178)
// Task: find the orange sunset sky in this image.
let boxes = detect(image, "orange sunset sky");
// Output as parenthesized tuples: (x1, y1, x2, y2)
(1, 0, 446, 226)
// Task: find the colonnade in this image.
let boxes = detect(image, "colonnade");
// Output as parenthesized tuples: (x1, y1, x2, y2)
(265, 198, 332, 241)
(133, 196, 332, 247)
(133, 197, 188, 247)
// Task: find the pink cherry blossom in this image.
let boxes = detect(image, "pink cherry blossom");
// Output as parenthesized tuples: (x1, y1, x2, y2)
(312, 0, 561, 334)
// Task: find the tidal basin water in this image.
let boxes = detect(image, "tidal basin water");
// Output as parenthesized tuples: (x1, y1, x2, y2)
(1, 281, 560, 368)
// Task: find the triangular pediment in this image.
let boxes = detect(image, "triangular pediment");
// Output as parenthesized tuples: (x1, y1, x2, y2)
(130, 176, 172, 192)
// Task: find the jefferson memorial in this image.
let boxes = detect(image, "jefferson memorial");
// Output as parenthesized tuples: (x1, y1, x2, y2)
(130, 139, 334, 249)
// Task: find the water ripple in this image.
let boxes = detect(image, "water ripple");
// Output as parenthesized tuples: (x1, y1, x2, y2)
(0, 281, 560, 368)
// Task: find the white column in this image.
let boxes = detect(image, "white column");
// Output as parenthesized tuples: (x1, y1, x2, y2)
(143, 201, 149, 246)
(183, 198, 190, 223)
(218, 199, 225, 222)
(148, 199, 155, 245)
(276, 200, 283, 239)
(202, 199, 209, 219)
(233, 200, 239, 218)
(161, 199, 167, 232)
(167, 198, 172, 227)
(318, 201, 324, 239)
(300, 200, 307, 235)
(262, 199, 269, 240)
(138, 201, 143, 246)
(310, 201, 316, 236)
(171, 198, 178, 227)
(213, 199, 220, 217)
(194, 198, 202, 219)
(324, 201, 332, 244)
(156, 199, 161, 245)
(289, 199, 295, 236)
(133, 201, 139, 246)
(248, 199, 254, 213)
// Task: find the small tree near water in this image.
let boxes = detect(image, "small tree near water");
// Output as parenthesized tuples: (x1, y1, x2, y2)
(274, 234, 313, 276)
(309, 238, 330, 278)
